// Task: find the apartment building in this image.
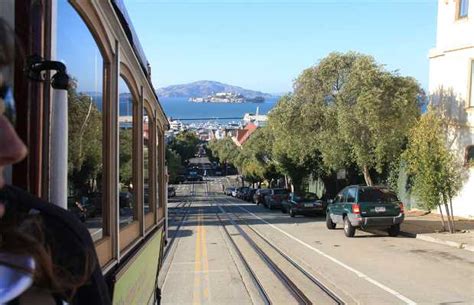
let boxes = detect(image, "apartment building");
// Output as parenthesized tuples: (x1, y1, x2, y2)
(429, 0, 474, 217)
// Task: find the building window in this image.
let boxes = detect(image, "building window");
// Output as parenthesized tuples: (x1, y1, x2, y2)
(458, 0, 469, 19)
(467, 146, 474, 166)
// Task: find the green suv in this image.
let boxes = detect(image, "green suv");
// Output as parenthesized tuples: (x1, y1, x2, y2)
(326, 185, 404, 237)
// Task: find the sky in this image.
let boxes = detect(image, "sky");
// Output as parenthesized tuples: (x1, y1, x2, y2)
(122, 0, 437, 94)
(58, 0, 437, 94)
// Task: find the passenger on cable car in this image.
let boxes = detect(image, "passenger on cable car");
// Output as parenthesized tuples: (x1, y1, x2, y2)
(0, 19, 110, 305)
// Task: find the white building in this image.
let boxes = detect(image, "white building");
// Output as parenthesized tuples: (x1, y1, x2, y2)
(429, 0, 474, 217)
(243, 107, 268, 126)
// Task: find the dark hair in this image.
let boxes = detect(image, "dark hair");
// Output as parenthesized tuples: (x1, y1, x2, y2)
(0, 18, 94, 301)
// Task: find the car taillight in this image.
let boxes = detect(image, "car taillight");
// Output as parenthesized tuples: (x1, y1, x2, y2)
(399, 202, 404, 214)
(352, 203, 360, 214)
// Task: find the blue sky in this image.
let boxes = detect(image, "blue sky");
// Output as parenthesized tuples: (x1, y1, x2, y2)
(62, 0, 437, 94)
(123, 0, 437, 93)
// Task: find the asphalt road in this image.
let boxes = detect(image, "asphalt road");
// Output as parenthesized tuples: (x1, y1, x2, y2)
(160, 177, 474, 305)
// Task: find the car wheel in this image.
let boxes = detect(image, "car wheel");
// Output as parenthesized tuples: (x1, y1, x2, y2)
(343, 216, 355, 237)
(289, 208, 296, 217)
(387, 224, 400, 237)
(281, 206, 286, 213)
(326, 213, 336, 230)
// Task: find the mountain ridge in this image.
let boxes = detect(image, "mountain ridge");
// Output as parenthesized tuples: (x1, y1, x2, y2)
(157, 80, 273, 98)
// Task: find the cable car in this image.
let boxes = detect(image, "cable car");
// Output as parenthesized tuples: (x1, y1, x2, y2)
(1, 0, 169, 303)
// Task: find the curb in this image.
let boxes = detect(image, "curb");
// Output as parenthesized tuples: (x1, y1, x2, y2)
(400, 231, 474, 252)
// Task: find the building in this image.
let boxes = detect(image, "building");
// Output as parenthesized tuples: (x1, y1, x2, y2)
(429, 0, 474, 217)
(243, 107, 268, 126)
(232, 122, 258, 147)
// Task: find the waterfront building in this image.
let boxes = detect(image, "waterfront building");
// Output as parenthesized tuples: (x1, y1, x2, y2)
(429, 0, 474, 217)
(243, 107, 268, 126)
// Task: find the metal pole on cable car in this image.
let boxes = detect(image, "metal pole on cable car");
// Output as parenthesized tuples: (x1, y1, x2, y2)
(27, 57, 70, 209)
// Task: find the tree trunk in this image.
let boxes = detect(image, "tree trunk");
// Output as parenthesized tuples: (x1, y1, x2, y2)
(438, 205, 447, 232)
(449, 197, 456, 232)
(443, 199, 453, 233)
(362, 165, 373, 186)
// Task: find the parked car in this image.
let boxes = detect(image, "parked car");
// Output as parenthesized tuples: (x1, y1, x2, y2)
(236, 187, 250, 199)
(263, 188, 290, 209)
(281, 192, 326, 217)
(326, 185, 404, 237)
(168, 186, 176, 197)
(253, 189, 271, 204)
(231, 188, 239, 197)
(243, 188, 257, 202)
(225, 187, 236, 196)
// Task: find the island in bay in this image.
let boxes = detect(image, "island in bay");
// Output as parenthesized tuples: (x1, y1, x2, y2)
(189, 92, 265, 103)
(157, 80, 273, 104)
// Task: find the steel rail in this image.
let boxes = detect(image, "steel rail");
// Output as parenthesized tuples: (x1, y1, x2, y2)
(223, 198, 345, 305)
(214, 209, 271, 305)
(163, 201, 191, 260)
(212, 197, 311, 305)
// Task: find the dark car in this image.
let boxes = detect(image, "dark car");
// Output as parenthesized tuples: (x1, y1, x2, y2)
(243, 188, 257, 202)
(263, 188, 290, 209)
(253, 189, 271, 204)
(236, 187, 250, 199)
(168, 186, 176, 197)
(281, 192, 326, 217)
(186, 170, 203, 182)
(326, 185, 404, 237)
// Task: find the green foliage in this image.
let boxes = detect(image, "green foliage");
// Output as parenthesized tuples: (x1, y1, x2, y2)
(208, 137, 240, 166)
(270, 52, 421, 187)
(166, 147, 183, 183)
(68, 86, 103, 196)
(169, 130, 200, 163)
(402, 108, 464, 211)
(119, 129, 133, 187)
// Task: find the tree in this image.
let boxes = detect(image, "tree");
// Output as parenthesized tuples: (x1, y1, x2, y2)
(292, 52, 420, 186)
(68, 84, 103, 196)
(208, 137, 240, 175)
(268, 95, 321, 192)
(403, 108, 465, 233)
(169, 130, 200, 164)
(166, 147, 183, 183)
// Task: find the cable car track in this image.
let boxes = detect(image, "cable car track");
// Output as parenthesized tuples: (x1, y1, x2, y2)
(211, 192, 345, 305)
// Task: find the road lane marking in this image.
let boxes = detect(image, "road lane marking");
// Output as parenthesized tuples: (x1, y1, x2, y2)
(202, 208, 210, 299)
(235, 204, 417, 305)
(193, 210, 202, 305)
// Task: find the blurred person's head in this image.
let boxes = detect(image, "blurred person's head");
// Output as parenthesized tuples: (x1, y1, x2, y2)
(0, 18, 27, 190)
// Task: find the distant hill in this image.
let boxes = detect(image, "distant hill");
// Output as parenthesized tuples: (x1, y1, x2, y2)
(157, 80, 273, 98)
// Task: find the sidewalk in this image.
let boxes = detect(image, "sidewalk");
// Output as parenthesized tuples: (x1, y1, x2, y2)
(400, 211, 474, 252)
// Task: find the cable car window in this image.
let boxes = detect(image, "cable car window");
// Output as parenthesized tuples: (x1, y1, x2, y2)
(144, 108, 152, 214)
(58, 1, 105, 241)
(119, 77, 136, 228)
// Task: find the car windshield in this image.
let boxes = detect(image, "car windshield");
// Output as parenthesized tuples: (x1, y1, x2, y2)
(358, 188, 399, 202)
(293, 193, 317, 202)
